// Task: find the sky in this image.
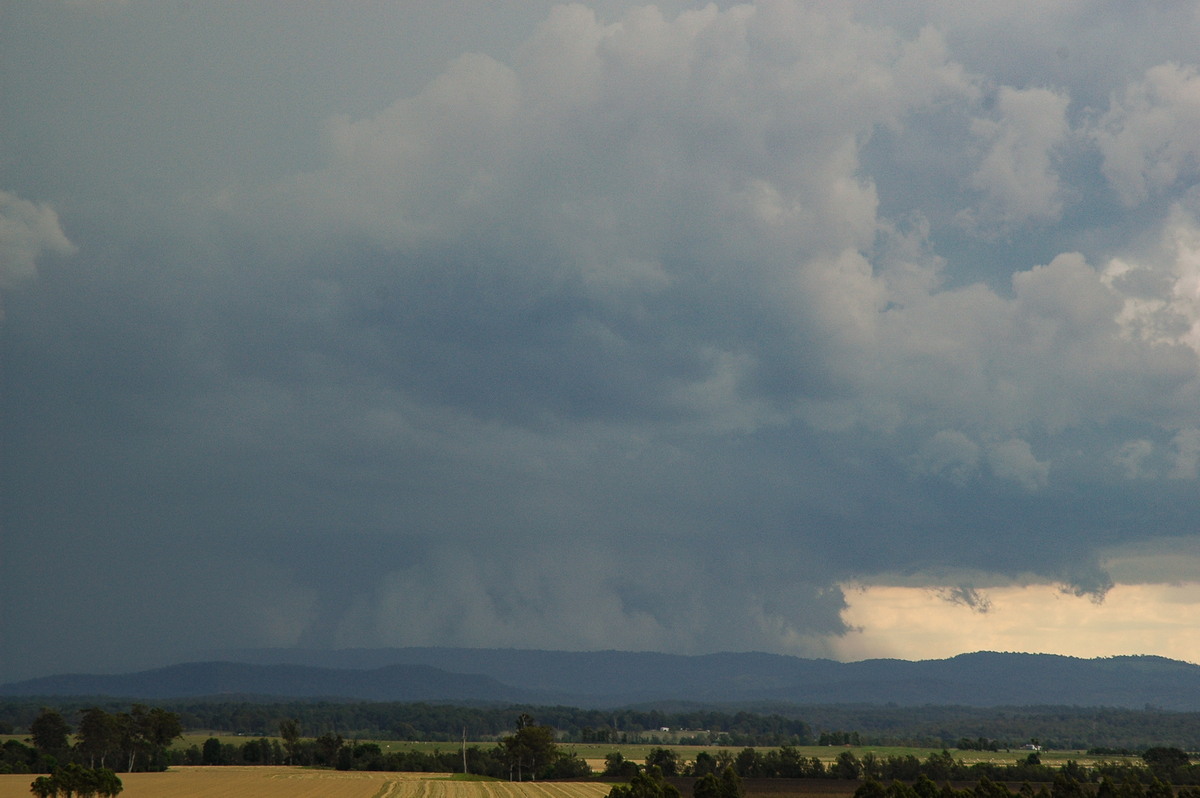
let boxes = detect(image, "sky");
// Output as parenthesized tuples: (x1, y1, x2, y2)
(4, 1, 1200, 683)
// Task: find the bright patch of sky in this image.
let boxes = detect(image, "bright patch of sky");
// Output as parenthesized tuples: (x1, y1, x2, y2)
(837, 582, 1200, 665)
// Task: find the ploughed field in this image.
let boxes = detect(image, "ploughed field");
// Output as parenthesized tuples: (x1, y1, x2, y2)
(0, 767, 616, 798)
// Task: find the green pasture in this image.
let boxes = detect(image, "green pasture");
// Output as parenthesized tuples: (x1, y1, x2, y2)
(4, 732, 1139, 769)
(559, 743, 1135, 767)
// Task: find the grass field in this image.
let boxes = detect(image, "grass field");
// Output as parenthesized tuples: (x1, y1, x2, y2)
(7, 729, 1132, 768)
(6, 732, 1131, 770)
(0, 767, 618, 798)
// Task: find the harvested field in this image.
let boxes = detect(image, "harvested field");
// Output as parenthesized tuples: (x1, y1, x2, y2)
(0, 767, 617, 798)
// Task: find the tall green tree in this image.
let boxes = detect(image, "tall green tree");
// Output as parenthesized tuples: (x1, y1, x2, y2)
(77, 708, 118, 769)
(29, 709, 71, 754)
(695, 766, 744, 798)
(140, 706, 181, 771)
(113, 705, 181, 772)
(201, 737, 224, 766)
(502, 720, 559, 781)
(605, 752, 640, 779)
(315, 732, 345, 767)
(693, 751, 718, 778)
(718, 765, 744, 798)
(647, 747, 681, 777)
(279, 719, 301, 766)
(610, 766, 681, 798)
(833, 751, 863, 780)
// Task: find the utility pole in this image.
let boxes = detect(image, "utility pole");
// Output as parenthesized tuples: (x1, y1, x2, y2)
(462, 727, 468, 775)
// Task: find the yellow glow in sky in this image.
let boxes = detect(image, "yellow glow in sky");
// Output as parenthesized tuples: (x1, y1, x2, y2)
(833, 582, 1200, 664)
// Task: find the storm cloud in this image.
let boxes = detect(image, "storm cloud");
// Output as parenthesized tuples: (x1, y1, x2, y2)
(4, 1, 1200, 681)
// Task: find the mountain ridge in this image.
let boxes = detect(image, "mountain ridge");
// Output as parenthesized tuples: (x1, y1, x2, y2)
(4, 649, 1198, 710)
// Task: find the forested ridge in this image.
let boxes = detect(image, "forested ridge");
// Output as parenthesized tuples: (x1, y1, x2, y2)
(5, 701, 1200, 750)
(7, 652, 1200, 709)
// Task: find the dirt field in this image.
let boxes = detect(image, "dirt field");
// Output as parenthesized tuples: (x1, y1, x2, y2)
(0, 767, 619, 798)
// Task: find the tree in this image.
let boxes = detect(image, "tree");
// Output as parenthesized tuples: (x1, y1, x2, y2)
(279, 719, 301, 766)
(111, 705, 179, 772)
(115, 709, 143, 773)
(609, 766, 681, 798)
(1051, 774, 1087, 798)
(30, 709, 71, 755)
(94, 768, 124, 797)
(606, 752, 640, 779)
(855, 781, 888, 798)
(77, 709, 118, 769)
(502, 718, 559, 781)
(975, 777, 1013, 798)
(315, 732, 345, 767)
(544, 753, 593, 779)
(913, 775, 941, 798)
(28, 766, 122, 798)
(718, 765, 744, 798)
(647, 747, 681, 777)
(201, 737, 224, 766)
(693, 751, 718, 778)
(30, 776, 56, 798)
(139, 707, 181, 771)
(695, 773, 722, 798)
(1144, 749, 1190, 777)
(734, 748, 762, 778)
(924, 750, 958, 782)
(833, 751, 863, 780)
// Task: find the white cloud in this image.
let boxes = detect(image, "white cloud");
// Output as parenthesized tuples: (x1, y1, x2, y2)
(1112, 439, 1155, 479)
(959, 85, 1071, 233)
(911, 429, 981, 483)
(986, 438, 1050, 490)
(1170, 427, 1200, 479)
(255, 3, 973, 268)
(1104, 201, 1200, 360)
(0, 189, 75, 290)
(1096, 63, 1200, 206)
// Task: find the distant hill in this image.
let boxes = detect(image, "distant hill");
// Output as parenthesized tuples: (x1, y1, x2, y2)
(0, 661, 538, 703)
(4, 649, 1200, 709)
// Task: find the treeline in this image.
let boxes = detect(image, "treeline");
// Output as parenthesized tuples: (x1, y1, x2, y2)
(6, 699, 1200, 751)
(624, 746, 1200, 788)
(172, 714, 591, 780)
(791, 706, 1200, 751)
(29, 764, 123, 798)
(0, 700, 808, 746)
(1, 705, 181, 776)
(169, 735, 564, 776)
(852, 774, 1200, 798)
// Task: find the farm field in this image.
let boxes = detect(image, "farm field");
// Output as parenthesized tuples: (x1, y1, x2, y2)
(0, 767, 617, 798)
(7, 732, 1129, 770)
(556, 743, 1125, 769)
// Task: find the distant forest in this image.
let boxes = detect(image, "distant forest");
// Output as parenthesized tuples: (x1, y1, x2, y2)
(4, 701, 1200, 750)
